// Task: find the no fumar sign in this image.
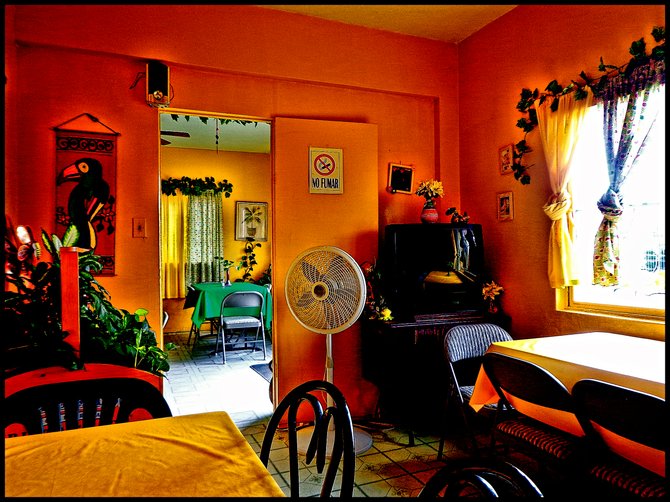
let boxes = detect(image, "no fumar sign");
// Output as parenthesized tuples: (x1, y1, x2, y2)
(309, 147, 343, 194)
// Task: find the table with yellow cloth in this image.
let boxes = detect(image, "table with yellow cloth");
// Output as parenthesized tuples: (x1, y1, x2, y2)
(468, 331, 665, 476)
(469, 332, 664, 411)
(189, 281, 273, 331)
(5, 411, 285, 497)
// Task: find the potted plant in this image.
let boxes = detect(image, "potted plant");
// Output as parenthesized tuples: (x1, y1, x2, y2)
(243, 205, 263, 237)
(3, 221, 174, 378)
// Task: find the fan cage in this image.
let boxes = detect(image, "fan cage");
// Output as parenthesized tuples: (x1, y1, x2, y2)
(285, 246, 366, 334)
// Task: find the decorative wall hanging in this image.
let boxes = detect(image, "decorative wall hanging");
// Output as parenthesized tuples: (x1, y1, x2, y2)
(54, 113, 118, 275)
(387, 163, 414, 194)
(497, 191, 514, 222)
(309, 147, 343, 194)
(235, 201, 268, 241)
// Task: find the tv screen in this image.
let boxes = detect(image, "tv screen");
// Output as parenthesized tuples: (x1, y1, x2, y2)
(382, 223, 485, 318)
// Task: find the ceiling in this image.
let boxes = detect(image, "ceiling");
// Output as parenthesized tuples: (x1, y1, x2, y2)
(258, 5, 517, 44)
(160, 5, 517, 152)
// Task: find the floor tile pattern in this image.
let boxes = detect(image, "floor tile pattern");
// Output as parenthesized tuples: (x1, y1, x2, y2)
(162, 330, 558, 497)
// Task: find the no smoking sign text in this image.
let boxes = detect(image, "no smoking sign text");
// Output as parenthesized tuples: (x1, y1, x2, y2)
(309, 147, 343, 194)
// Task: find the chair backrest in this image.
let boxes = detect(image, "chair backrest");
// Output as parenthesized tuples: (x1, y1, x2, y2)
(572, 379, 665, 477)
(221, 290, 264, 317)
(418, 457, 543, 498)
(482, 352, 583, 437)
(444, 324, 512, 390)
(444, 323, 513, 364)
(259, 380, 355, 498)
(4, 376, 172, 437)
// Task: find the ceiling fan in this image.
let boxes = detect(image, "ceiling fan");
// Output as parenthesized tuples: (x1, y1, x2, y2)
(160, 130, 190, 145)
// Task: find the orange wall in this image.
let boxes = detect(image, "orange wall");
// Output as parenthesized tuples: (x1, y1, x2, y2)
(458, 4, 664, 341)
(160, 147, 272, 285)
(5, 5, 456, 416)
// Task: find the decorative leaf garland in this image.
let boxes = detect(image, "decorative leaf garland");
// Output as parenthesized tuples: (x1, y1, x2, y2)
(161, 176, 233, 197)
(512, 26, 665, 185)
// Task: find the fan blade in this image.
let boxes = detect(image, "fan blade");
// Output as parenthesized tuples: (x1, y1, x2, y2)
(295, 291, 315, 309)
(160, 138, 171, 145)
(300, 261, 323, 283)
(160, 130, 191, 137)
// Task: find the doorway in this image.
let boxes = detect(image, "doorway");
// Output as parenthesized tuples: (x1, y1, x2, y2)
(158, 111, 273, 416)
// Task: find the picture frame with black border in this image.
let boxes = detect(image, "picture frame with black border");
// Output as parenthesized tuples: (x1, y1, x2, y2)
(387, 163, 414, 194)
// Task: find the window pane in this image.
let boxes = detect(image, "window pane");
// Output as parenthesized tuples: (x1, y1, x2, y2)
(570, 86, 665, 313)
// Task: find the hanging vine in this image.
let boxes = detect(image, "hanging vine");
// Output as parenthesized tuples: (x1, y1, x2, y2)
(161, 176, 233, 196)
(511, 26, 665, 185)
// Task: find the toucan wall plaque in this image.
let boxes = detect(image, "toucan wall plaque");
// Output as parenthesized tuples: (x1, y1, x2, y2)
(55, 115, 118, 275)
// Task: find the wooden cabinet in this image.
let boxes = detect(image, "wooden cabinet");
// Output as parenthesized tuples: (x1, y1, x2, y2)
(361, 311, 510, 433)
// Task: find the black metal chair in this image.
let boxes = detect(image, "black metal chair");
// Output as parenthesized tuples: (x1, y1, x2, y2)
(438, 323, 513, 459)
(418, 457, 543, 498)
(482, 352, 586, 473)
(259, 380, 355, 498)
(572, 379, 666, 498)
(4, 374, 172, 437)
(217, 290, 266, 364)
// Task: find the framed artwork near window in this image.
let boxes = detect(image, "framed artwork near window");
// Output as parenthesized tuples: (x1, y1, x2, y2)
(497, 191, 514, 221)
(235, 201, 268, 241)
(387, 163, 414, 194)
(498, 144, 514, 175)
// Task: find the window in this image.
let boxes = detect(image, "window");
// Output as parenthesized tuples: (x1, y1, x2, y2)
(566, 85, 665, 319)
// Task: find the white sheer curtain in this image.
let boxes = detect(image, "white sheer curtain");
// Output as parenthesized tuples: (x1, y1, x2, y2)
(161, 193, 188, 299)
(536, 88, 594, 288)
(185, 192, 225, 287)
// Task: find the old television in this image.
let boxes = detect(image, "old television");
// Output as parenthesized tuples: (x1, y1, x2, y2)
(382, 223, 486, 318)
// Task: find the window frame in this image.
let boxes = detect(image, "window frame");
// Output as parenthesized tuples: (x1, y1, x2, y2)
(557, 83, 665, 323)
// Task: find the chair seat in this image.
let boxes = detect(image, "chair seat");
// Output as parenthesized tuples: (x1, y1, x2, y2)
(587, 456, 667, 498)
(495, 416, 584, 463)
(221, 316, 262, 329)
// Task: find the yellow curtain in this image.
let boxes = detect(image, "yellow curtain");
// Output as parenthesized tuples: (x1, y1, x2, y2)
(161, 193, 189, 299)
(536, 88, 594, 288)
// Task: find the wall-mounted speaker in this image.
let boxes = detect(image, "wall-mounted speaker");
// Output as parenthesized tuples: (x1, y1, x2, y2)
(146, 61, 170, 108)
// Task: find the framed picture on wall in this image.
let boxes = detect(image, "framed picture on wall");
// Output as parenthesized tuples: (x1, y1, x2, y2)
(498, 144, 514, 175)
(497, 191, 514, 222)
(235, 201, 268, 241)
(387, 163, 414, 194)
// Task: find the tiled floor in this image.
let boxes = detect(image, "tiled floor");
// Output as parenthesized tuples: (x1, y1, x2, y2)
(162, 329, 553, 497)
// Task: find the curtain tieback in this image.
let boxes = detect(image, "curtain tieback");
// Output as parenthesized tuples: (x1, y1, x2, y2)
(597, 188, 623, 222)
(542, 192, 571, 221)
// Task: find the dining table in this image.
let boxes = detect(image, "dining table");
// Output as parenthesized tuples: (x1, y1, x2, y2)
(469, 331, 665, 413)
(4, 411, 285, 497)
(188, 281, 273, 331)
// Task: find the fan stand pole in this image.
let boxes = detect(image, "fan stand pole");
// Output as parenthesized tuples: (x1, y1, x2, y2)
(297, 333, 373, 456)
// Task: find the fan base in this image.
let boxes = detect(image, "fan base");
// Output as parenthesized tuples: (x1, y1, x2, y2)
(297, 426, 373, 456)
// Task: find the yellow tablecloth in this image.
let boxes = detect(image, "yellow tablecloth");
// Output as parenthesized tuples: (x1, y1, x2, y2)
(469, 332, 665, 412)
(5, 411, 284, 497)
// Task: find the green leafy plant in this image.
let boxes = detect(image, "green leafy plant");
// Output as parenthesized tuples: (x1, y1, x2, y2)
(3, 223, 174, 377)
(236, 237, 261, 282)
(161, 176, 233, 196)
(511, 26, 664, 185)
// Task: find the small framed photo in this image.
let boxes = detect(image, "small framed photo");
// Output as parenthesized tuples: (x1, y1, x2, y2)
(235, 201, 268, 241)
(497, 191, 514, 222)
(498, 144, 514, 175)
(387, 163, 414, 194)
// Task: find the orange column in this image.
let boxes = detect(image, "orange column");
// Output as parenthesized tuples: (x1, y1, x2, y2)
(60, 247, 80, 358)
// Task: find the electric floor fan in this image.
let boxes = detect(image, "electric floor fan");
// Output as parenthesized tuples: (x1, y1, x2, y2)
(284, 245, 373, 455)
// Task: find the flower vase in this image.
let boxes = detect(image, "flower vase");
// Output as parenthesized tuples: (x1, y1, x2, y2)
(420, 201, 439, 224)
(488, 300, 499, 314)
